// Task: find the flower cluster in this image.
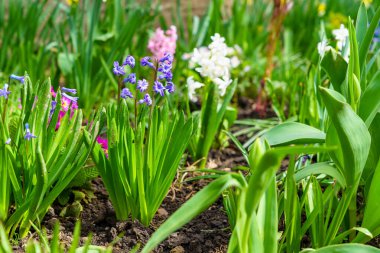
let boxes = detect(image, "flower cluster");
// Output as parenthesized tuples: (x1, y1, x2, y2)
(187, 34, 235, 101)
(317, 24, 350, 61)
(113, 53, 175, 106)
(332, 24, 349, 51)
(148, 26, 177, 60)
(50, 86, 79, 130)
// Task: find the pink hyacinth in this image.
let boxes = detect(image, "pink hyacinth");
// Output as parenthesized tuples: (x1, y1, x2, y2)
(96, 136, 109, 158)
(147, 26, 177, 60)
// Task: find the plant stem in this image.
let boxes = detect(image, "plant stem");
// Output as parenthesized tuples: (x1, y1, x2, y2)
(348, 194, 357, 241)
(117, 76, 122, 105)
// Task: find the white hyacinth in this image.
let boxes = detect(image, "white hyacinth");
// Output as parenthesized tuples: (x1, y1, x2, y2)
(317, 38, 332, 57)
(189, 33, 234, 98)
(187, 76, 204, 102)
(332, 24, 349, 50)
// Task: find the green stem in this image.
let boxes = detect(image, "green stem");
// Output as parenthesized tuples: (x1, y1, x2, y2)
(348, 194, 357, 241)
(117, 76, 122, 105)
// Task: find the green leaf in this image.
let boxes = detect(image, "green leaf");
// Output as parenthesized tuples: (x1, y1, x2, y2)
(355, 158, 380, 243)
(359, 6, 380, 70)
(321, 50, 348, 93)
(141, 174, 243, 253)
(320, 87, 371, 187)
(263, 122, 326, 146)
(295, 162, 346, 187)
(58, 53, 75, 76)
(359, 71, 380, 127)
(301, 244, 380, 253)
(356, 3, 368, 48)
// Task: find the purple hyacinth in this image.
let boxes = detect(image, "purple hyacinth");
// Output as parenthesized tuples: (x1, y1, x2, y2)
(123, 73, 136, 84)
(50, 100, 57, 118)
(10, 74, 25, 84)
(159, 53, 174, 63)
(113, 61, 125, 76)
(123, 55, 135, 68)
(137, 79, 149, 92)
(158, 62, 172, 73)
(141, 57, 155, 69)
(24, 123, 37, 140)
(166, 82, 175, 93)
(62, 92, 79, 102)
(0, 84, 11, 99)
(61, 87, 77, 94)
(157, 60, 173, 81)
(153, 81, 165, 96)
(121, 88, 134, 99)
(138, 94, 152, 106)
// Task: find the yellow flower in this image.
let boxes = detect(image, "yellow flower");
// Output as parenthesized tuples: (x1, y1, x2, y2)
(328, 12, 348, 30)
(318, 3, 326, 16)
(363, 0, 373, 7)
(67, 0, 79, 6)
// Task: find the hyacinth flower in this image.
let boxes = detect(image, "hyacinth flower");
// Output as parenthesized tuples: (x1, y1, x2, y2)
(1, 75, 97, 238)
(10, 74, 25, 84)
(96, 136, 109, 157)
(24, 123, 37, 140)
(50, 86, 79, 130)
(113, 53, 175, 111)
(0, 84, 11, 99)
(187, 33, 238, 168)
(90, 53, 192, 226)
(148, 26, 177, 59)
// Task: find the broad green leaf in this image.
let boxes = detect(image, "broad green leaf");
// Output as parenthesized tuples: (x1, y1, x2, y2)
(320, 87, 371, 187)
(359, 71, 380, 127)
(321, 50, 348, 93)
(263, 122, 326, 146)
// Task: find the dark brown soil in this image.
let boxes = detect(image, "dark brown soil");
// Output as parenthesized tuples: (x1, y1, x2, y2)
(25, 176, 230, 253)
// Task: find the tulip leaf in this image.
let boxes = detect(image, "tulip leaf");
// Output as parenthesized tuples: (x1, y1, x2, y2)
(263, 122, 326, 146)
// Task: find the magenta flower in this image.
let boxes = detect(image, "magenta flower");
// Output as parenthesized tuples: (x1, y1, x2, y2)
(148, 26, 177, 59)
(51, 87, 57, 98)
(96, 136, 109, 157)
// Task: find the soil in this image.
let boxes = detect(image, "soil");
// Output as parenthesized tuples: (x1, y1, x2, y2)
(12, 176, 230, 253)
